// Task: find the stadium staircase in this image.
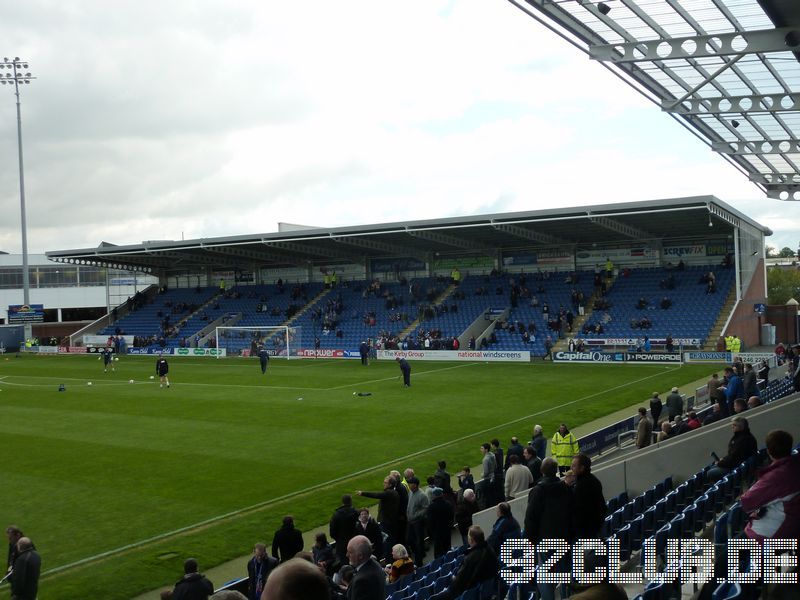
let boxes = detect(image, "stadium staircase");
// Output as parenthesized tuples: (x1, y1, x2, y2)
(397, 282, 457, 339)
(702, 286, 738, 350)
(283, 285, 333, 328)
(551, 272, 617, 354)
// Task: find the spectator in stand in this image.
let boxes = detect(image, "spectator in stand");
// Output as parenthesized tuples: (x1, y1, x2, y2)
(505, 437, 525, 470)
(354, 509, 382, 558)
(345, 535, 385, 600)
(457, 466, 474, 492)
(686, 411, 702, 430)
(660, 296, 672, 309)
(636, 407, 653, 449)
(741, 361, 756, 394)
(703, 402, 725, 426)
(405, 477, 429, 567)
(531, 425, 547, 459)
(564, 454, 606, 539)
(707, 416, 758, 483)
(522, 445, 542, 484)
(260, 557, 330, 600)
(740, 430, 800, 544)
(384, 544, 414, 584)
(433, 460, 453, 496)
(356, 477, 400, 561)
(672, 415, 689, 436)
(707, 373, 725, 405)
(486, 502, 521, 556)
(733, 398, 748, 414)
(427, 487, 455, 558)
(455, 489, 478, 546)
(504, 454, 533, 499)
(271, 516, 304, 564)
(6, 525, 24, 572)
(429, 526, 497, 600)
(247, 543, 277, 600)
(490, 439, 505, 504)
(666, 387, 684, 421)
(172, 558, 213, 600)
(747, 396, 761, 409)
(551, 424, 580, 476)
(312, 533, 335, 573)
(649, 393, 663, 425)
(656, 421, 673, 443)
(330, 495, 359, 566)
(8, 536, 40, 600)
(524, 458, 574, 600)
(477, 443, 496, 510)
(757, 360, 770, 385)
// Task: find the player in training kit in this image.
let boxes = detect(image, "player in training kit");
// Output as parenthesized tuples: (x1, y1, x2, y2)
(102, 346, 114, 372)
(396, 357, 411, 387)
(156, 355, 170, 388)
(258, 345, 270, 374)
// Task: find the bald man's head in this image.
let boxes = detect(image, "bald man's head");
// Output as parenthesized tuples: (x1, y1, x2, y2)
(260, 558, 328, 600)
(17, 537, 33, 552)
(346, 534, 372, 568)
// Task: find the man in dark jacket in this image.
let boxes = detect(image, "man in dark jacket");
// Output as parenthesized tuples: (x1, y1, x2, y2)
(649, 392, 663, 425)
(346, 535, 385, 600)
(525, 458, 573, 600)
(707, 416, 758, 482)
(430, 525, 497, 600)
(486, 502, 521, 556)
(172, 558, 213, 600)
(454, 489, 479, 546)
(5, 525, 23, 572)
(427, 487, 455, 558)
(522, 446, 542, 484)
(665, 387, 684, 421)
(271, 516, 304, 563)
(356, 476, 400, 560)
(246, 543, 277, 600)
(330, 495, 359, 565)
(9, 537, 40, 600)
(504, 437, 525, 470)
(566, 454, 606, 539)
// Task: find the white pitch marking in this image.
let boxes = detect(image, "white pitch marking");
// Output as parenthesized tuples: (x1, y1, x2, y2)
(41, 365, 680, 577)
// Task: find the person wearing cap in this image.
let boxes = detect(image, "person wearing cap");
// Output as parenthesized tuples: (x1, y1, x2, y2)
(405, 477, 429, 567)
(707, 416, 758, 483)
(665, 387, 683, 421)
(649, 392, 663, 425)
(427, 487, 455, 558)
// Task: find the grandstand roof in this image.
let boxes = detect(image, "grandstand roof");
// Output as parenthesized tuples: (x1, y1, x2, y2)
(506, 0, 800, 200)
(46, 196, 771, 273)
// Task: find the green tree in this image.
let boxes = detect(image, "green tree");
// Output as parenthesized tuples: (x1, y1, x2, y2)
(766, 245, 778, 258)
(778, 246, 796, 258)
(767, 266, 800, 304)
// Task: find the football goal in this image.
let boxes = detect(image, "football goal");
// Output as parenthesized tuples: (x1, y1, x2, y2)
(214, 325, 301, 359)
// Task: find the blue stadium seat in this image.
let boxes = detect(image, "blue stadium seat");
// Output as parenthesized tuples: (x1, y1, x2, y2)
(455, 587, 479, 600)
(728, 503, 745, 538)
(642, 581, 668, 600)
(712, 583, 743, 600)
(714, 511, 729, 550)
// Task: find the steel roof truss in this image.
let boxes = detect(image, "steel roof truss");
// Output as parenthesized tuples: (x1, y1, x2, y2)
(667, 92, 800, 115)
(588, 215, 657, 240)
(329, 235, 426, 262)
(590, 28, 800, 63)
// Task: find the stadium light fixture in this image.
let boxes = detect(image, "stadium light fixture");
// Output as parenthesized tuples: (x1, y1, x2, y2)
(597, 2, 611, 15)
(1, 56, 36, 340)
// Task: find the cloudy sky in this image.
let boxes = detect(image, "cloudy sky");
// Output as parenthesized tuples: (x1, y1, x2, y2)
(0, 0, 797, 255)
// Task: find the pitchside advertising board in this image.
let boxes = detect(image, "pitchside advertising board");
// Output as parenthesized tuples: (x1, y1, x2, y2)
(378, 349, 531, 362)
(584, 337, 702, 347)
(554, 351, 682, 363)
(684, 351, 733, 363)
(125, 348, 227, 356)
(553, 351, 625, 363)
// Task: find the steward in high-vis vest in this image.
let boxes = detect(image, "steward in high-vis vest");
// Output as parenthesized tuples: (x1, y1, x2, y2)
(551, 423, 580, 476)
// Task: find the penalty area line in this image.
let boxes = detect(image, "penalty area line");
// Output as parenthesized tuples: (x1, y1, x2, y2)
(41, 364, 678, 578)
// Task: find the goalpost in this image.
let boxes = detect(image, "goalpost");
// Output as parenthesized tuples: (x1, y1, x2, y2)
(214, 326, 302, 359)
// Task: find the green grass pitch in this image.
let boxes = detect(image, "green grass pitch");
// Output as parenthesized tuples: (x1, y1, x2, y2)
(0, 353, 714, 599)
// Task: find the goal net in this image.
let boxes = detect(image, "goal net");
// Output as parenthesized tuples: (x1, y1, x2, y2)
(214, 326, 301, 359)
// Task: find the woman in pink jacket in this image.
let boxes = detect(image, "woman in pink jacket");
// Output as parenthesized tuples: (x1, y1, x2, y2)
(739, 430, 800, 543)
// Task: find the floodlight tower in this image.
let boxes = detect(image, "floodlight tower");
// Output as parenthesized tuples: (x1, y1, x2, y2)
(1, 57, 35, 341)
